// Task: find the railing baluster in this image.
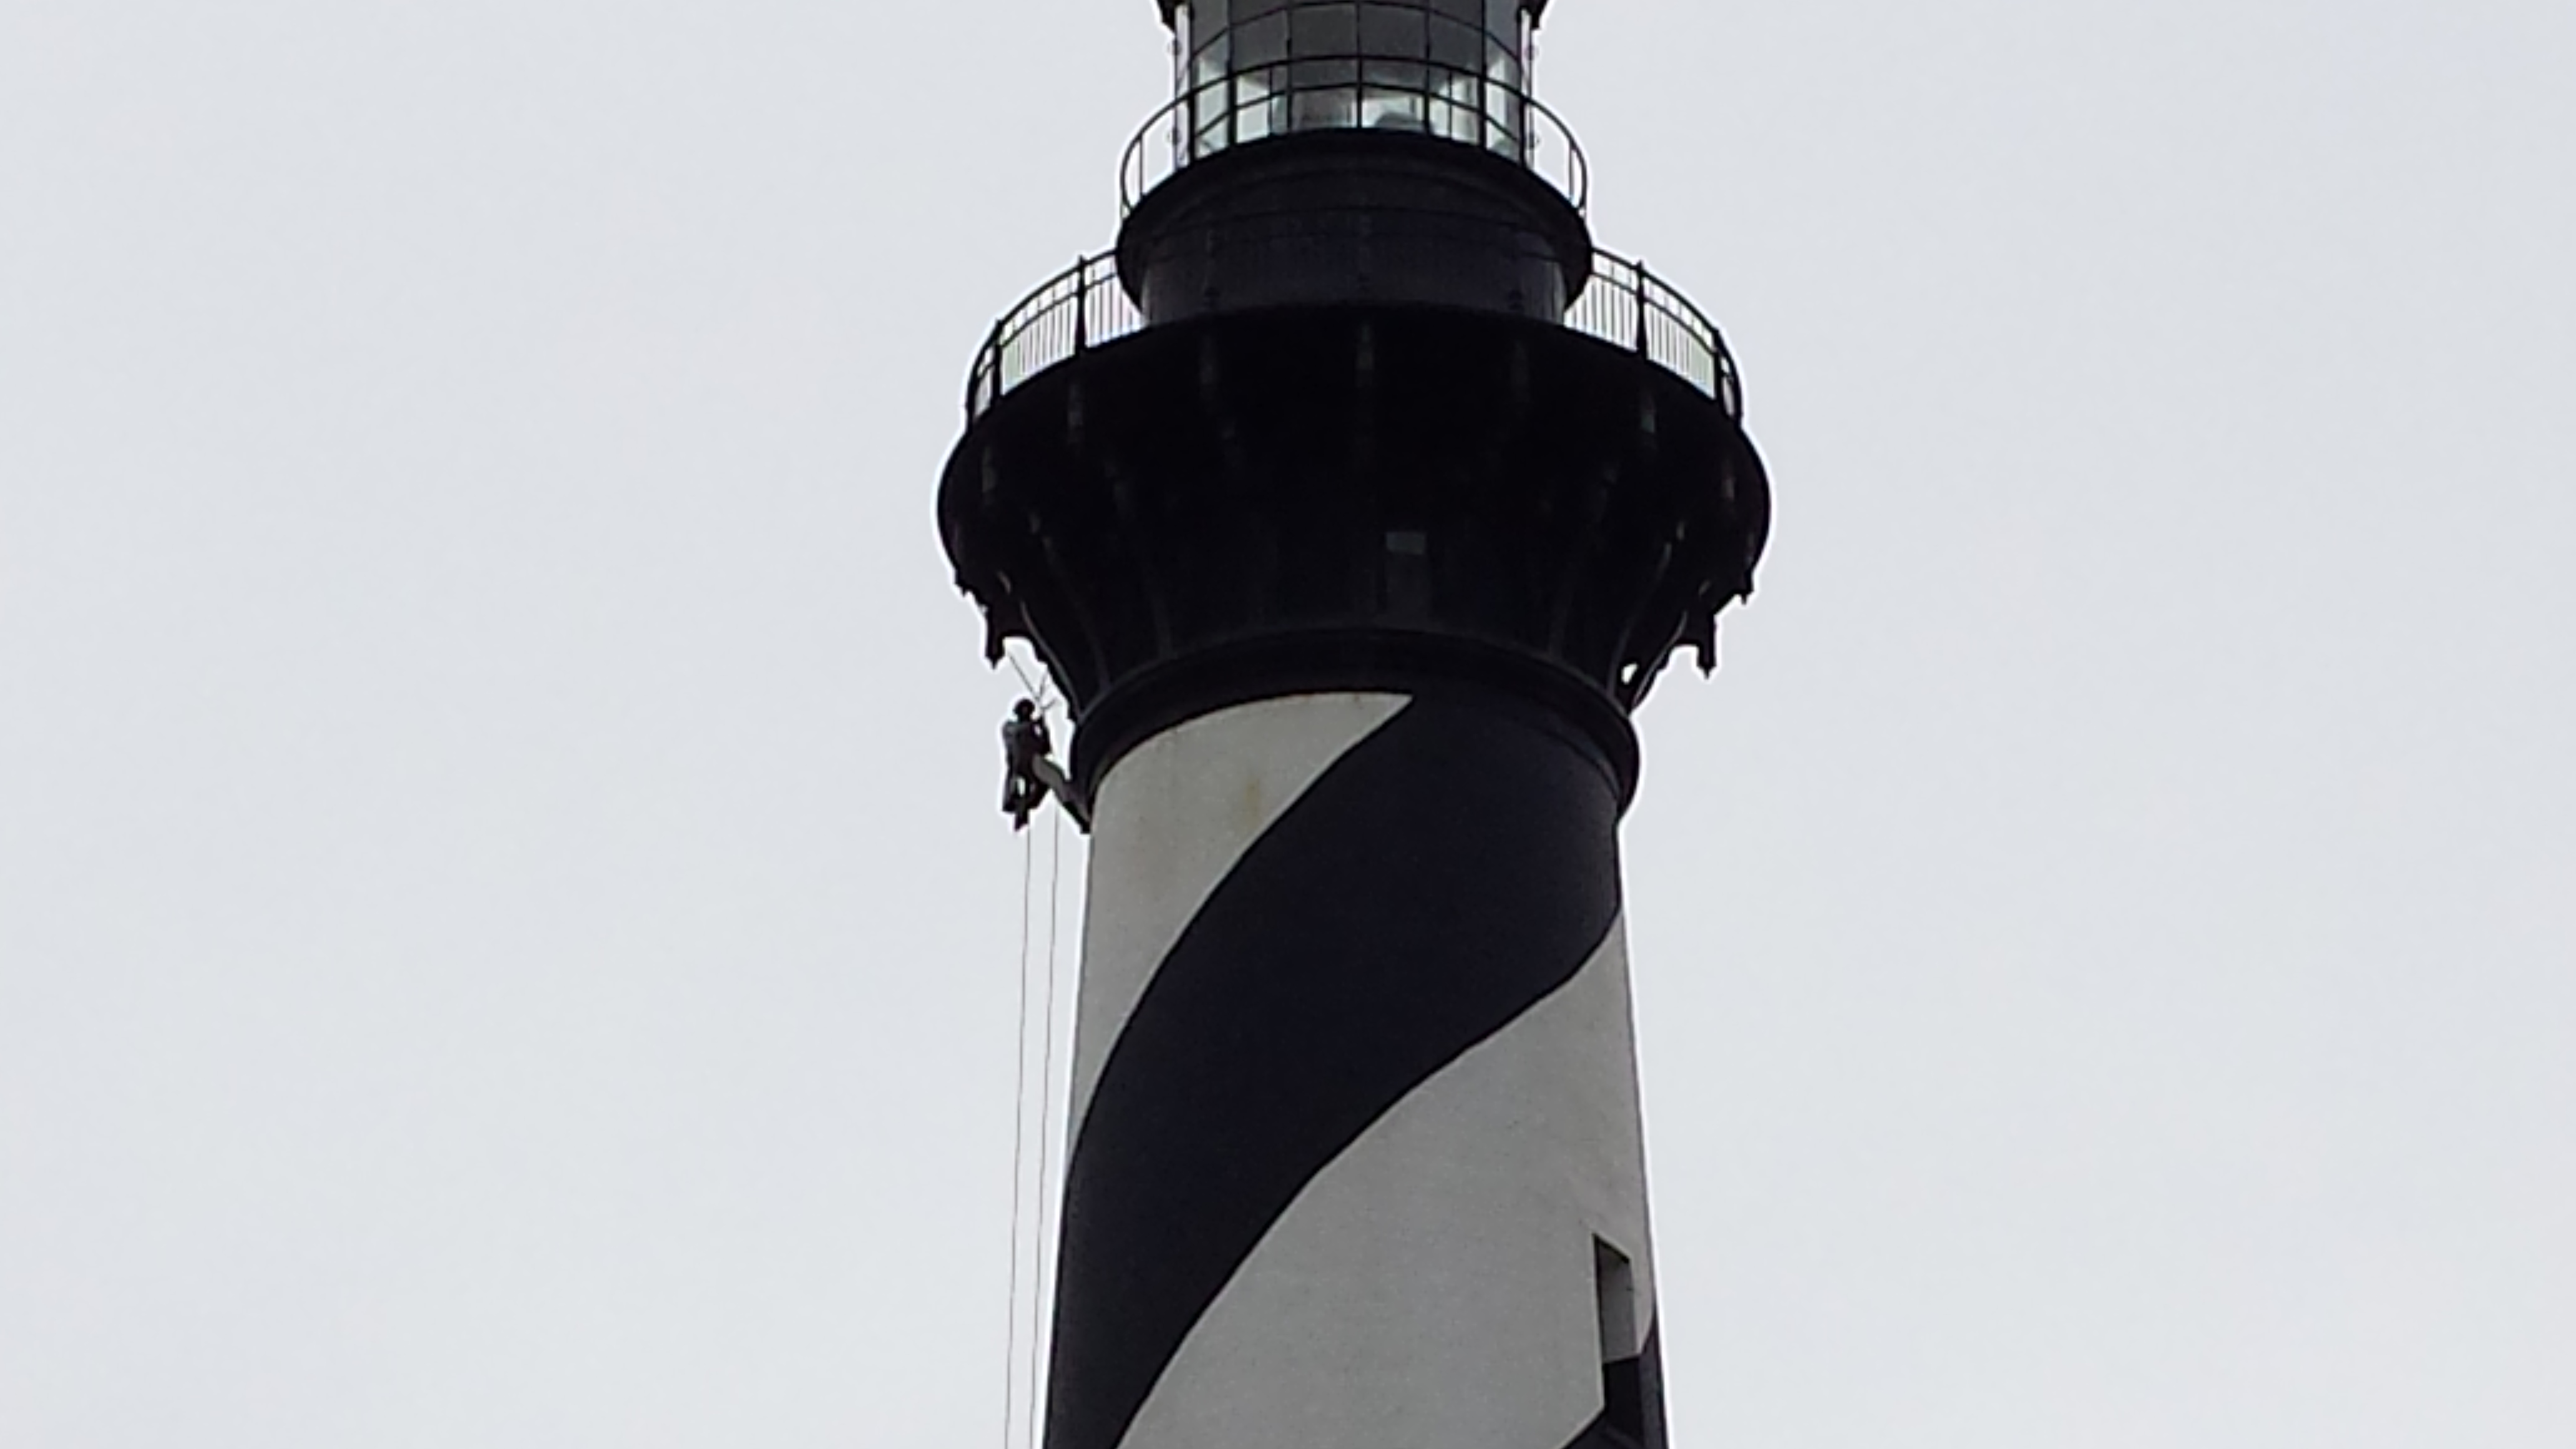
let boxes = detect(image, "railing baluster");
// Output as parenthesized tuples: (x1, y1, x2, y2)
(1073, 256, 1090, 353)
(1632, 260, 1650, 356)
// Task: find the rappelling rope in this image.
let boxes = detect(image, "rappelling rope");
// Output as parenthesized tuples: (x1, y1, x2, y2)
(1005, 643, 1056, 716)
(1000, 675, 1070, 1449)
(999, 812, 1038, 1449)
(1028, 796, 1068, 1443)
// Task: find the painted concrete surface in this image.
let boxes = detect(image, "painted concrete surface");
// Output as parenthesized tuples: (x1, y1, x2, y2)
(1068, 692, 1410, 1128)
(1118, 922, 1659, 1449)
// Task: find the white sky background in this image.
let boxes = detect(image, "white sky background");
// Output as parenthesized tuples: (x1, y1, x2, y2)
(2, 0, 2570, 1444)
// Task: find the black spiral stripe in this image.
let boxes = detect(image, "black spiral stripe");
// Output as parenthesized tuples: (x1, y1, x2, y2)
(1639, 1321, 1669, 1449)
(1045, 693, 1626, 1449)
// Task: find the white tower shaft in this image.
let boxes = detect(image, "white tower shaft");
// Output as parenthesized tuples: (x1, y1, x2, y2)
(1049, 691, 1669, 1449)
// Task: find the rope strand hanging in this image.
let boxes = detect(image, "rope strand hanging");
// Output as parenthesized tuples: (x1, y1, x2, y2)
(1029, 801, 1068, 1440)
(999, 688, 1073, 1449)
(998, 819, 1038, 1449)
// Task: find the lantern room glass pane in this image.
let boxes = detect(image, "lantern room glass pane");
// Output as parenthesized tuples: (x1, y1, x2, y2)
(1237, 66, 1289, 140)
(1360, 4, 1428, 60)
(1236, 14, 1290, 66)
(1189, 78, 1229, 147)
(1429, 16, 1483, 82)
(1484, 73, 1523, 156)
(1290, 4, 1359, 57)
(1291, 56, 1361, 87)
(1361, 71, 1430, 131)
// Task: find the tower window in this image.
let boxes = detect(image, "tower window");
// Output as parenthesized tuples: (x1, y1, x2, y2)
(1594, 1238, 1647, 1447)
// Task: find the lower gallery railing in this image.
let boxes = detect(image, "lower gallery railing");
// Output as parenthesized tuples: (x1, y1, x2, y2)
(966, 250, 1742, 423)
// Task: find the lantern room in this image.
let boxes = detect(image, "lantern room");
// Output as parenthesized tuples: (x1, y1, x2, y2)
(1160, 0, 1549, 162)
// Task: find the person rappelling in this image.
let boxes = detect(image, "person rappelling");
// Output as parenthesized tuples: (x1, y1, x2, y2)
(1000, 699, 1089, 831)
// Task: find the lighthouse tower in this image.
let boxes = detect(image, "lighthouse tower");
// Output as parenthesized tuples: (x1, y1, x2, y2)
(940, 4, 1770, 1448)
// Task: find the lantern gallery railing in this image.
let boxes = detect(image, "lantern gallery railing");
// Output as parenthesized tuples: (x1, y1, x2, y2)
(1569, 252, 1745, 417)
(1121, 63, 1588, 213)
(964, 250, 1742, 424)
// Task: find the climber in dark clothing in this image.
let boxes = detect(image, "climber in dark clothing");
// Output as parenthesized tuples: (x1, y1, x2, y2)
(1001, 700, 1052, 829)
(1000, 698, 1090, 831)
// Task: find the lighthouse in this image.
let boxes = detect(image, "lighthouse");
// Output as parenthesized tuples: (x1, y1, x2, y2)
(940, 3, 1770, 1447)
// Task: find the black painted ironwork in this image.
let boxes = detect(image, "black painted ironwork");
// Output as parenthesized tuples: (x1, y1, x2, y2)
(942, 0, 1770, 794)
(964, 246, 1739, 424)
(1570, 252, 1744, 416)
(964, 257, 1142, 421)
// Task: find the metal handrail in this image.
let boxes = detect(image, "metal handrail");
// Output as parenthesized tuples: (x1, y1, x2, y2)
(962, 256, 1147, 421)
(1569, 252, 1745, 419)
(963, 249, 1739, 424)
(1120, 63, 1588, 214)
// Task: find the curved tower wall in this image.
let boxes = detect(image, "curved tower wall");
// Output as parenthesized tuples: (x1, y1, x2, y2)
(937, 4, 1769, 1447)
(1054, 692, 1666, 1449)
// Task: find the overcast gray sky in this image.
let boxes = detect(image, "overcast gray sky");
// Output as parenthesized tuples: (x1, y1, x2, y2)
(3, 1, 2571, 1445)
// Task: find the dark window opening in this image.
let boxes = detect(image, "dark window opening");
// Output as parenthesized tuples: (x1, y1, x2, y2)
(1594, 1238, 1647, 1448)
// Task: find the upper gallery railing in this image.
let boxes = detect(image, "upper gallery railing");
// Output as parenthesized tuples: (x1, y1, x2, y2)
(964, 250, 1742, 424)
(1120, 62, 1588, 213)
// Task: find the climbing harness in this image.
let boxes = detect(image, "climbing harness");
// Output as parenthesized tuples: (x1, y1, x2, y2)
(1002, 697, 1091, 832)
